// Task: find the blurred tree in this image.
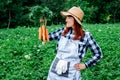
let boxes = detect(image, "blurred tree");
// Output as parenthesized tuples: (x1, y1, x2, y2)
(0, 0, 120, 28)
(108, 0, 120, 23)
(83, 0, 120, 23)
(0, 0, 12, 28)
(0, 0, 29, 28)
(40, 0, 66, 24)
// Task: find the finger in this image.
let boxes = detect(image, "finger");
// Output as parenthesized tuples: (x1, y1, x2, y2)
(74, 64, 80, 70)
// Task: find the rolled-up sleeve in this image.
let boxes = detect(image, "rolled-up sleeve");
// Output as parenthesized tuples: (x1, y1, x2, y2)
(49, 27, 64, 41)
(85, 33, 103, 67)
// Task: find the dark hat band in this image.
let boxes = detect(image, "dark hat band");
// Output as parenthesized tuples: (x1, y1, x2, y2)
(67, 11, 81, 21)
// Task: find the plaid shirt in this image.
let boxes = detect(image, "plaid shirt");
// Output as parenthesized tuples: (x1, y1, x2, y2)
(49, 27, 102, 68)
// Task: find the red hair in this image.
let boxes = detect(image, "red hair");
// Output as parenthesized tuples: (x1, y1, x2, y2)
(62, 19, 84, 40)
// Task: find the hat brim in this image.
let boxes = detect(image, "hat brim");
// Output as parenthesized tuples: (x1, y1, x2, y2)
(61, 11, 82, 25)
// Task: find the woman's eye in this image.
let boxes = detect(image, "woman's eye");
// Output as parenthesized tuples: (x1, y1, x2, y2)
(67, 15, 72, 17)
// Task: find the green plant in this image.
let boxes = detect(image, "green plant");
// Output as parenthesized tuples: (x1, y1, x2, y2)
(29, 6, 53, 26)
(0, 24, 120, 80)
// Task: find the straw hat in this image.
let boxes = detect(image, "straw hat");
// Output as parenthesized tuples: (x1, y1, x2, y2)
(61, 6, 84, 25)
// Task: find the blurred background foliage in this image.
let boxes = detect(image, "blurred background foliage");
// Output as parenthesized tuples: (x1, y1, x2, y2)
(0, 0, 120, 28)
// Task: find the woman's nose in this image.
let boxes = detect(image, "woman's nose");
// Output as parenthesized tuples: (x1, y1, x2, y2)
(65, 18, 68, 23)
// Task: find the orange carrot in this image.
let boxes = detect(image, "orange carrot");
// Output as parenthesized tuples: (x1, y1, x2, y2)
(45, 28, 49, 42)
(38, 27, 42, 40)
(38, 24, 49, 44)
(42, 25, 46, 43)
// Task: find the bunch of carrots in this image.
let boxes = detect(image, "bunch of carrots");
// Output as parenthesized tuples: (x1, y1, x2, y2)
(38, 18, 49, 44)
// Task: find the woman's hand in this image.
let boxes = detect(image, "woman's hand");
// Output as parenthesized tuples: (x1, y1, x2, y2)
(74, 63, 86, 70)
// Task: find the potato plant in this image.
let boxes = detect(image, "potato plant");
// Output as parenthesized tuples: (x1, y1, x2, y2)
(0, 24, 120, 80)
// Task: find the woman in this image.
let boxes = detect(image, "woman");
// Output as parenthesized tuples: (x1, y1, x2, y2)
(46, 6, 102, 80)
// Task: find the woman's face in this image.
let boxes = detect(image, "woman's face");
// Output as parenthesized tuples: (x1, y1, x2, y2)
(65, 15, 74, 28)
